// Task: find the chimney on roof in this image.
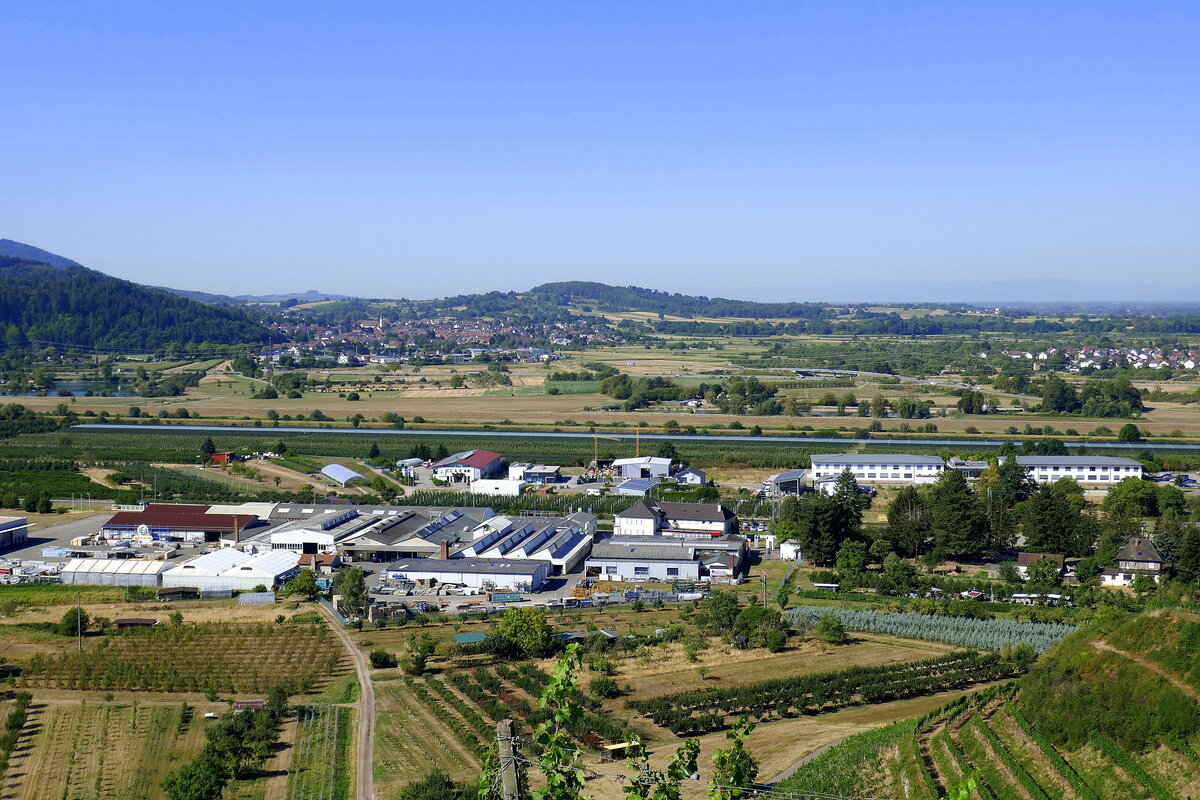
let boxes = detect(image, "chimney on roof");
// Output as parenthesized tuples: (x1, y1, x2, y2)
(440, 541, 449, 560)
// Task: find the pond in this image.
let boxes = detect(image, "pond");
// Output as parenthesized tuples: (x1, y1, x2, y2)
(2, 380, 137, 398)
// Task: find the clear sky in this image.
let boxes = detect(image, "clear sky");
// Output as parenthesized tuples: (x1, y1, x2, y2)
(2, 2, 1197, 300)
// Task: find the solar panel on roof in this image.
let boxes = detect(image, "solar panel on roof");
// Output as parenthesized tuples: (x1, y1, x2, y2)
(498, 524, 537, 555)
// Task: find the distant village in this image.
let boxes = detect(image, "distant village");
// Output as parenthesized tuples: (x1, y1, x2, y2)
(262, 315, 627, 366)
(990, 346, 1200, 372)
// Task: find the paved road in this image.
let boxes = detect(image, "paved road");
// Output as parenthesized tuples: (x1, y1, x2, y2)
(71, 423, 1200, 452)
(317, 602, 375, 800)
(0, 514, 109, 561)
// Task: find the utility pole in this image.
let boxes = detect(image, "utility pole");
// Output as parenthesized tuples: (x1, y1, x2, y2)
(496, 719, 521, 800)
(76, 591, 82, 652)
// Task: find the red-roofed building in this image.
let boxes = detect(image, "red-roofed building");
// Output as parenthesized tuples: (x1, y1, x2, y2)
(101, 506, 260, 544)
(430, 449, 504, 483)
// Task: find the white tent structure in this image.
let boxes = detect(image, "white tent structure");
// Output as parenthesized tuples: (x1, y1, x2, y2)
(61, 558, 173, 587)
(321, 464, 367, 487)
(161, 549, 253, 589)
(217, 551, 303, 591)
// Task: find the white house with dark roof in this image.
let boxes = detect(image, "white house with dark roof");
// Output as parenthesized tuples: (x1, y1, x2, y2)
(809, 454, 945, 486)
(613, 500, 736, 537)
(585, 534, 746, 582)
(1013, 456, 1143, 485)
(1101, 537, 1163, 587)
(673, 467, 708, 486)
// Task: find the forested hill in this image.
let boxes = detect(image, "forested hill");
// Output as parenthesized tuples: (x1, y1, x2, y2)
(0, 239, 82, 269)
(0, 256, 276, 351)
(529, 281, 833, 319)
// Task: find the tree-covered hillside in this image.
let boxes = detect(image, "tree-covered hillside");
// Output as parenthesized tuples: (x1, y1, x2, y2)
(529, 280, 834, 318)
(0, 257, 275, 351)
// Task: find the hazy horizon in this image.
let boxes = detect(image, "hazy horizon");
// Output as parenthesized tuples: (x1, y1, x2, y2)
(3, 3, 1198, 299)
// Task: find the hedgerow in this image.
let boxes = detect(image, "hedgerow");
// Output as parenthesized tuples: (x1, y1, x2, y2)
(628, 651, 1019, 735)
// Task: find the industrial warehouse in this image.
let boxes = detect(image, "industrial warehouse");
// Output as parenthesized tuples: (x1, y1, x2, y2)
(17, 499, 744, 596)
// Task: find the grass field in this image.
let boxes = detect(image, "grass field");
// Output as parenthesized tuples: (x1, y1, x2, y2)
(372, 675, 488, 793)
(285, 704, 351, 800)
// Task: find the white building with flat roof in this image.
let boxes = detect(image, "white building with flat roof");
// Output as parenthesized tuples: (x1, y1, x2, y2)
(809, 454, 945, 486)
(1013, 456, 1143, 485)
(0, 517, 30, 551)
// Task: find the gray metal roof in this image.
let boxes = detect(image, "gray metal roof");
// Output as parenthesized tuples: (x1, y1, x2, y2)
(1015, 456, 1141, 467)
(811, 454, 944, 466)
(384, 557, 544, 576)
(765, 469, 807, 483)
(588, 542, 700, 562)
(616, 499, 733, 522)
(656, 501, 733, 522)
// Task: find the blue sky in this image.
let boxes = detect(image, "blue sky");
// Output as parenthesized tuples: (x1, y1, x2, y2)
(2, 2, 1197, 300)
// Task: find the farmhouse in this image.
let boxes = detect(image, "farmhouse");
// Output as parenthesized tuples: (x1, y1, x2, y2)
(673, 467, 707, 486)
(0, 516, 30, 551)
(430, 449, 504, 483)
(613, 499, 737, 537)
(584, 534, 746, 582)
(383, 557, 548, 592)
(810, 454, 945, 486)
(611, 456, 672, 480)
(1013, 456, 1144, 485)
(1101, 537, 1163, 587)
(1015, 552, 1066, 579)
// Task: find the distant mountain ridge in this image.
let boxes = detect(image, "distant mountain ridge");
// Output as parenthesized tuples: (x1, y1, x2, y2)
(0, 239, 275, 351)
(154, 286, 352, 305)
(0, 239, 81, 269)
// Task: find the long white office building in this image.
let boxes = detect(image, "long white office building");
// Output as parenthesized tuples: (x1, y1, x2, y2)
(809, 454, 946, 486)
(1013, 456, 1143, 485)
